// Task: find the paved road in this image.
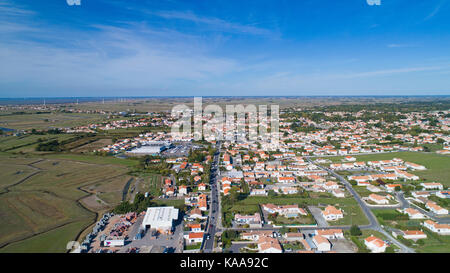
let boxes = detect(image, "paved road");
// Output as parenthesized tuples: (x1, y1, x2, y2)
(305, 157, 416, 253)
(202, 141, 221, 252)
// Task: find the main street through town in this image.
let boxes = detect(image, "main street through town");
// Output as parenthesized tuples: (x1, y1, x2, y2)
(201, 141, 222, 252)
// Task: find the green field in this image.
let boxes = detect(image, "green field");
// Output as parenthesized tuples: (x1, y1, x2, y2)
(0, 154, 133, 252)
(154, 198, 185, 209)
(0, 219, 92, 253)
(328, 152, 450, 187)
(43, 153, 139, 167)
(0, 112, 108, 131)
(0, 134, 75, 152)
(223, 194, 369, 226)
(137, 173, 163, 197)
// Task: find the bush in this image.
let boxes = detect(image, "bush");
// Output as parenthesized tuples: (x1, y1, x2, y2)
(112, 193, 157, 214)
(397, 235, 412, 247)
(350, 225, 362, 236)
(376, 211, 408, 221)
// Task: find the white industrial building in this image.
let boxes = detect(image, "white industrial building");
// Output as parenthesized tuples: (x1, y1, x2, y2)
(128, 141, 173, 155)
(142, 206, 179, 233)
(103, 238, 125, 247)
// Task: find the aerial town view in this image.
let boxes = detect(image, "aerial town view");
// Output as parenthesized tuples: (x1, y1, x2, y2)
(0, 0, 449, 270)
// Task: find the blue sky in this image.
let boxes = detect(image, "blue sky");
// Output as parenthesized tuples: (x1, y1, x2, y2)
(0, 0, 450, 97)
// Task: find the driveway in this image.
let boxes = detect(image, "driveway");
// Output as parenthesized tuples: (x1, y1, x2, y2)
(308, 206, 329, 227)
(228, 242, 251, 253)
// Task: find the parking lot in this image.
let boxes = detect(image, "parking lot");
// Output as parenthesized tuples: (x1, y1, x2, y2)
(120, 218, 184, 253)
(162, 143, 204, 157)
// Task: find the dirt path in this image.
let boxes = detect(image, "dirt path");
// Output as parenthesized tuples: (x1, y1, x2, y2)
(0, 159, 45, 195)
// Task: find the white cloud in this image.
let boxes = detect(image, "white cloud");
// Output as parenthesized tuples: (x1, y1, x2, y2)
(0, 21, 241, 96)
(149, 10, 276, 37)
(0, 1, 35, 17)
(423, 0, 447, 21)
(387, 44, 418, 48)
(334, 65, 446, 79)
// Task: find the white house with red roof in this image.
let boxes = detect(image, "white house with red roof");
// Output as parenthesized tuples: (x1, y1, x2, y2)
(184, 232, 204, 244)
(364, 236, 387, 253)
(423, 220, 450, 235)
(257, 236, 283, 253)
(321, 205, 343, 221)
(312, 235, 331, 252)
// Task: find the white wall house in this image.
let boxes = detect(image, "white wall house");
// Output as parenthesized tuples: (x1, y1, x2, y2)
(364, 236, 387, 253)
(312, 235, 331, 252)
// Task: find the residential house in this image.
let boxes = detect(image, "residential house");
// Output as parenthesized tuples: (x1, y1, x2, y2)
(315, 229, 344, 240)
(426, 201, 448, 215)
(250, 188, 268, 196)
(421, 182, 444, 190)
(402, 208, 425, 219)
(312, 235, 331, 252)
(322, 206, 343, 221)
(368, 194, 391, 205)
(184, 232, 204, 244)
(283, 233, 304, 242)
(257, 236, 283, 253)
(412, 191, 431, 199)
(261, 204, 307, 218)
(331, 189, 345, 198)
(234, 213, 262, 228)
(241, 231, 273, 241)
(423, 220, 450, 235)
(364, 236, 387, 253)
(401, 230, 427, 240)
(436, 191, 450, 199)
(178, 185, 188, 196)
(198, 183, 206, 191)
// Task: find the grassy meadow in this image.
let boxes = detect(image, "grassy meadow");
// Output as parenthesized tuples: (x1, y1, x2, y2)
(0, 154, 133, 252)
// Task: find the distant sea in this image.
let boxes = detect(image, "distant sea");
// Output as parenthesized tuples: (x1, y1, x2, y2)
(1, 95, 449, 106)
(0, 96, 200, 105)
(0, 97, 113, 106)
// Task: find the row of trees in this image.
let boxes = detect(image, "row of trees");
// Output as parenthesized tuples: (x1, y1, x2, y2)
(36, 140, 61, 151)
(113, 193, 160, 214)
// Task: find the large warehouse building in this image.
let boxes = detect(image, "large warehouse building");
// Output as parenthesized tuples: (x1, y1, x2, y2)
(142, 206, 179, 234)
(127, 141, 173, 155)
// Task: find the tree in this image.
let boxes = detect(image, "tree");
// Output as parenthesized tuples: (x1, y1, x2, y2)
(268, 189, 277, 197)
(350, 225, 362, 236)
(279, 226, 289, 234)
